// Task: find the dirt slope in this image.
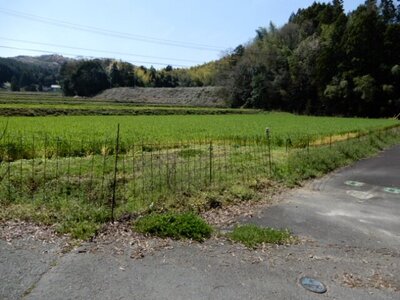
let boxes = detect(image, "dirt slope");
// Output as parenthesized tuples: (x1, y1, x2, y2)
(95, 87, 227, 107)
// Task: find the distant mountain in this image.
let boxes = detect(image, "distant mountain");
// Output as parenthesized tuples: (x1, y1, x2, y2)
(12, 54, 72, 69)
(0, 55, 74, 89)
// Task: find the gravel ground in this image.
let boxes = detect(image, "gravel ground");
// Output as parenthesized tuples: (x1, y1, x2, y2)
(94, 87, 227, 107)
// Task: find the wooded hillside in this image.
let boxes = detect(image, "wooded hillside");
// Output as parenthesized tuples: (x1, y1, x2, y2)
(218, 0, 400, 117)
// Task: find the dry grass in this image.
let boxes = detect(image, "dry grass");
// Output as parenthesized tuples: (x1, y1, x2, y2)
(312, 132, 359, 146)
(95, 87, 227, 107)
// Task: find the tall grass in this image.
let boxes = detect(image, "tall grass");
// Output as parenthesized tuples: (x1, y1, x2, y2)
(0, 126, 398, 240)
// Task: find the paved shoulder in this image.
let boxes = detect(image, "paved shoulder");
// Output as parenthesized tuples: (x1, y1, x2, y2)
(0, 239, 61, 300)
(245, 145, 400, 250)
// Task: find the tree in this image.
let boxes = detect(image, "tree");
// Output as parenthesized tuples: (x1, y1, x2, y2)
(341, 4, 384, 77)
(397, 0, 400, 22)
(118, 62, 136, 87)
(110, 62, 121, 87)
(71, 61, 110, 96)
(323, 77, 350, 115)
(316, 12, 347, 106)
(0, 63, 13, 84)
(148, 66, 158, 87)
(229, 61, 253, 107)
(353, 74, 378, 115)
(365, 0, 378, 10)
(25, 84, 37, 92)
(255, 27, 268, 41)
(383, 24, 400, 65)
(332, 0, 344, 13)
(60, 61, 79, 96)
(380, 0, 397, 23)
(60, 60, 110, 96)
(19, 72, 33, 88)
(289, 36, 321, 113)
(10, 76, 20, 91)
(353, 75, 376, 102)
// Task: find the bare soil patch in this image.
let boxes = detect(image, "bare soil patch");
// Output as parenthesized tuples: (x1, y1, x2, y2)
(95, 86, 227, 107)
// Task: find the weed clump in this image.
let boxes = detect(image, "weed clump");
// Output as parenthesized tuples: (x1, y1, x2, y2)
(228, 224, 291, 248)
(134, 212, 212, 242)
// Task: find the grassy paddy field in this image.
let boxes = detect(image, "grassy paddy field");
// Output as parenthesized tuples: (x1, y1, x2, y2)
(0, 91, 256, 116)
(0, 91, 399, 239)
(2, 113, 398, 144)
(0, 91, 397, 145)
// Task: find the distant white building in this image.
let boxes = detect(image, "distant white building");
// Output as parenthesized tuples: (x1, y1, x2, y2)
(50, 84, 61, 92)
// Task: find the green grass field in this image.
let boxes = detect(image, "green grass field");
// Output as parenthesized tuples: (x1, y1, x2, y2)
(0, 91, 399, 240)
(1, 92, 397, 146)
(0, 91, 257, 116)
(2, 112, 398, 143)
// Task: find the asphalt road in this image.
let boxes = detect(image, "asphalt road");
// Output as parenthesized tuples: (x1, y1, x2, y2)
(1, 145, 399, 300)
(245, 145, 400, 250)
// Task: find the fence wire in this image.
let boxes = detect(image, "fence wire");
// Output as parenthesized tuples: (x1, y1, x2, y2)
(0, 126, 398, 217)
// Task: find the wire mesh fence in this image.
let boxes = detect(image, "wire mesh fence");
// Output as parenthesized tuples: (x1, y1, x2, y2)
(0, 131, 273, 214)
(0, 125, 398, 220)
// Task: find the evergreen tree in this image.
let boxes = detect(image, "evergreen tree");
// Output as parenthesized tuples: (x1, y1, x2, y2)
(71, 61, 109, 96)
(380, 0, 397, 23)
(397, 0, 400, 22)
(10, 76, 20, 91)
(110, 62, 121, 87)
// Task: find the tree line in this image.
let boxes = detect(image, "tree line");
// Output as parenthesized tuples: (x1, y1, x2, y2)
(59, 59, 217, 96)
(218, 0, 400, 117)
(0, 55, 216, 95)
(0, 56, 62, 91)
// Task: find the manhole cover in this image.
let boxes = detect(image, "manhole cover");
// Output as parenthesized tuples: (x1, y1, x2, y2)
(345, 181, 365, 187)
(383, 187, 400, 194)
(300, 277, 327, 294)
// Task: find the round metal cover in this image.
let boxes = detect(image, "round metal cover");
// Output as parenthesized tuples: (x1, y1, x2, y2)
(345, 181, 365, 187)
(383, 187, 400, 194)
(300, 277, 327, 294)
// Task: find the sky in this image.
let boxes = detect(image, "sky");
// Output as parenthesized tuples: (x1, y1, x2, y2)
(0, 0, 365, 68)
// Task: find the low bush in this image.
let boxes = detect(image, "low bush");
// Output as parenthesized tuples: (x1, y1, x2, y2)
(134, 212, 212, 242)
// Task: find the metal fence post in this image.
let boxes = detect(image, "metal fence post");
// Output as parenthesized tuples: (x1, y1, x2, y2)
(7, 134, 11, 202)
(266, 128, 272, 176)
(209, 140, 213, 185)
(111, 124, 120, 223)
(43, 134, 47, 201)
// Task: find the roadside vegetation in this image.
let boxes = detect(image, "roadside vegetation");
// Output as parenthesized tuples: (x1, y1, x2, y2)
(134, 212, 213, 242)
(273, 130, 400, 185)
(0, 122, 398, 240)
(227, 225, 292, 248)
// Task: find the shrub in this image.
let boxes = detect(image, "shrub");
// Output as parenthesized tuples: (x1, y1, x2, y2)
(134, 212, 212, 242)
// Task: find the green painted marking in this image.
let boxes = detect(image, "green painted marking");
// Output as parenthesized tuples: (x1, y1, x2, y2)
(383, 187, 400, 194)
(345, 181, 365, 187)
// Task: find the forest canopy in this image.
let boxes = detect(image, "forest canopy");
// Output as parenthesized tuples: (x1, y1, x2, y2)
(218, 0, 400, 117)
